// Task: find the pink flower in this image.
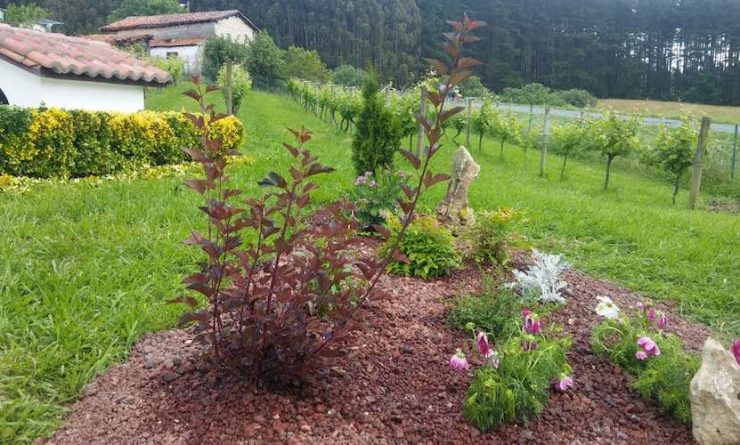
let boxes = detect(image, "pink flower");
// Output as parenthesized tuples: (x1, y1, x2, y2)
(552, 375, 574, 392)
(732, 340, 740, 366)
(521, 308, 532, 318)
(657, 313, 668, 330)
(368, 180, 377, 188)
(636, 336, 660, 357)
(635, 350, 648, 361)
(355, 175, 367, 186)
(524, 315, 542, 335)
(450, 349, 470, 371)
(476, 331, 494, 358)
(635, 302, 644, 310)
(646, 308, 657, 323)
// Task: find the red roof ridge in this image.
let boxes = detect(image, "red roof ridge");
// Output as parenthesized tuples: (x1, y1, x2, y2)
(100, 10, 256, 33)
(0, 24, 171, 86)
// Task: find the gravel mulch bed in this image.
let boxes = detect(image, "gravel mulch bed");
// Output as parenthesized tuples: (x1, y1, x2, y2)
(44, 250, 707, 445)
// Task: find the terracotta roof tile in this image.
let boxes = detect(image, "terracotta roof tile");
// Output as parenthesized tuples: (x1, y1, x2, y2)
(101, 10, 254, 33)
(85, 33, 153, 44)
(0, 24, 171, 85)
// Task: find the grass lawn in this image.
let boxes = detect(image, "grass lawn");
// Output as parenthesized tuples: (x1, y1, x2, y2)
(1, 84, 738, 443)
(599, 98, 740, 124)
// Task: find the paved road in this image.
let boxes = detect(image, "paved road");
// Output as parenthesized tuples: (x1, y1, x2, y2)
(449, 99, 739, 134)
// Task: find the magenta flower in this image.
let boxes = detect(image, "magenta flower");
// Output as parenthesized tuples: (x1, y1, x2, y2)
(732, 340, 740, 366)
(355, 175, 367, 186)
(657, 313, 668, 330)
(635, 350, 648, 361)
(646, 307, 657, 323)
(636, 336, 660, 357)
(521, 308, 532, 318)
(476, 331, 494, 358)
(552, 375, 574, 392)
(450, 349, 470, 371)
(523, 315, 542, 335)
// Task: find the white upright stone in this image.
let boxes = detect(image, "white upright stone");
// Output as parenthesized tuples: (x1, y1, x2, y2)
(690, 338, 740, 445)
(436, 146, 480, 231)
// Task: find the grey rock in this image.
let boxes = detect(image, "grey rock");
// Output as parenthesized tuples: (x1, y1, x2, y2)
(436, 146, 480, 232)
(690, 337, 740, 445)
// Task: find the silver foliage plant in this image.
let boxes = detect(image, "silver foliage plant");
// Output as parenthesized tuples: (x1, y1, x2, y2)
(511, 249, 570, 304)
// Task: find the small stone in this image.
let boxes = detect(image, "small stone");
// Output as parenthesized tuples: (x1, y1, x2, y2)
(401, 345, 414, 355)
(300, 424, 311, 432)
(162, 372, 180, 383)
(172, 357, 183, 367)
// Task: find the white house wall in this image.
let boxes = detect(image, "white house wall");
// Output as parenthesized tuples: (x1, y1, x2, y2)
(0, 59, 43, 107)
(39, 77, 145, 112)
(214, 17, 254, 42)
(0, 58, 146, 112)
(150, 44, 201, 75)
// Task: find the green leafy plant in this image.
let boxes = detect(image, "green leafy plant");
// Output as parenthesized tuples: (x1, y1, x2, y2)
(384, 215, 461, 280)
(333, 64, 367, 88)
(649, 121, 698, 204)
(590, 113, 639, 190)
(246, 32, 287, 91)
(491, 114, 523, 158)
(472, 96, 498, 151)
(465, 207, 526, 266)
(349, 169, 406, 230)
(351, 73, 402, 175)
(551, 119, 590, 180)
(202, 36, 249, 82)
(283, 46, 332, 83)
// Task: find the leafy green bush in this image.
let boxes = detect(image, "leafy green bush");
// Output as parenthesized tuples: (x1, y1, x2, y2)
(351, 73, 402, 175)
(383, 215, 461, 280)
(466, 207, 526, 266)
(551, 119, 591, 180)
(203, 36, 249, 82)
(283, 46, 332, 83)
(499, 83, 596, 108)
(591, 304, 698, 424)
(645, 121, 697, 204)
(449, 278, 520, 339)
(333, 64, 367, 88)
(589, 113, 639, 190)
(560, 89, 598, 108)
(464, 334, 572, 431)
(246, 32, 287, 91)
(0, 106, 245, 179)
(349, 170, 405, 230)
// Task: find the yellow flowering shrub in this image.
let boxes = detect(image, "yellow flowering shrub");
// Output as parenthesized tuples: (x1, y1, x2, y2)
(0, 105, 246, 179)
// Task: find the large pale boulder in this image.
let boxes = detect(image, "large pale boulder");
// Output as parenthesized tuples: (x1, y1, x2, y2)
(690, 338, 740, 445)
(436, 146, 480, 231)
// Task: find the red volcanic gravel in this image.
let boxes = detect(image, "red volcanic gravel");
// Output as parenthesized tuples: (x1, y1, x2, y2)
(45, 250, 706, 444)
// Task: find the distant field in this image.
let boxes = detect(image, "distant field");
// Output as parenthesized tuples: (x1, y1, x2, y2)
(598, 98, 740, 124)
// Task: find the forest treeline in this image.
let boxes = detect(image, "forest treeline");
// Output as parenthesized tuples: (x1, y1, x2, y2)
(4, 0, 740, 105)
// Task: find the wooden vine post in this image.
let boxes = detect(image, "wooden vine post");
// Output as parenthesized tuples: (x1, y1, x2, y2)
(540, 107, 551, 177)
(688, 117, 711, 210)
(225, 61, 234, 116)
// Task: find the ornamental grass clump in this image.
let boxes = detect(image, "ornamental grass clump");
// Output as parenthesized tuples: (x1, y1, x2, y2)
(174, 16, 486, 384)
(591, 298, 698, 424)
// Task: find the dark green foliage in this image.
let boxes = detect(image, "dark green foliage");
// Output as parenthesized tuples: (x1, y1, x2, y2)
(108, 0, 182, 22)
(245, 32, 287, 91)
(203, 37, 249, 82)
(460, 75, 489, 97)
(5, 3, 50, 26)
(284, 46, 332, 83)
(448, 279, 520, 340)
(383, 215, 461, 280)
(463, 335, 571, 431)
(500, 84, 596, 108)
(333, 65, 368, 88)
(351, 74, 402, 175)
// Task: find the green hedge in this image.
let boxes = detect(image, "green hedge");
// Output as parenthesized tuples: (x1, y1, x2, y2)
(0, 106, 245, 178)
